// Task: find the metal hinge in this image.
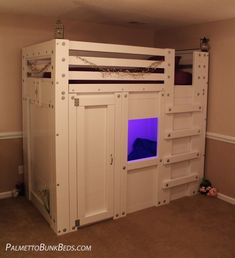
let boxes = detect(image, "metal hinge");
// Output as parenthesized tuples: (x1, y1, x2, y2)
(74, 98, 79, 107)
(75, 219, 80, 227)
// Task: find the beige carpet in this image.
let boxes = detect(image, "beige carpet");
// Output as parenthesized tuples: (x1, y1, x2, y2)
(0, 195, 235, 258)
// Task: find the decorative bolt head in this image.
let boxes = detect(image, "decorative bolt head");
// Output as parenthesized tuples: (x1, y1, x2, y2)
(62, 58, 65, 62)
(122, 212, 125, 216)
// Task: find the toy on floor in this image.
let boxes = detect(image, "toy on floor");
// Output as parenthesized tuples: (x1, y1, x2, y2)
(199, 178, 217, 197)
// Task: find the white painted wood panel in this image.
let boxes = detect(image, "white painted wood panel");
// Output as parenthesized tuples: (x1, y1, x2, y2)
(75, 97, 115, 225)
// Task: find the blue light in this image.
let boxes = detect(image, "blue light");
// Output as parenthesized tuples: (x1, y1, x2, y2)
(128, 118, 158, 161)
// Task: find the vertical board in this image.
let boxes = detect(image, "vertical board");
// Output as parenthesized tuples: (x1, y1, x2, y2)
(157, 49, 175, 205)
(53, 39, 70, 234)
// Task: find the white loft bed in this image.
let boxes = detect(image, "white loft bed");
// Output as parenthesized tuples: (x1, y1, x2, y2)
(22, 39, 209, 235)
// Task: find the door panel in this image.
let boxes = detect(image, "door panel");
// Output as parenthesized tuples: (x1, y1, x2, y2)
(75, 96, 115, 225)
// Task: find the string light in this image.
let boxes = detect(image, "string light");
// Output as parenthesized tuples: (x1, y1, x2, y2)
(76, 56, 163, 79)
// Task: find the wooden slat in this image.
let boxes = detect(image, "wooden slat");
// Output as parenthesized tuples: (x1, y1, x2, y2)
(163, 151, 200, 165)
(165, 128, 201, 139)
(69, 84, 164, 93)
(162, 173, 199, 189)
(69, 71, 165, 81)
(69, 41, 168, 56)
(165, 104, 202, 114)
(69, 56, 165, 69)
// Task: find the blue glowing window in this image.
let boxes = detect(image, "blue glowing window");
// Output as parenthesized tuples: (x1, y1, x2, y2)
(128, 118, 158, 161)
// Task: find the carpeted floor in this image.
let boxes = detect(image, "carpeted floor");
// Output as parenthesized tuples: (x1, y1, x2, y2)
(0, 195, 235, 258)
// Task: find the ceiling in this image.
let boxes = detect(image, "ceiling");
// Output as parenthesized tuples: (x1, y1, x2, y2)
(1, 0, 235, 29)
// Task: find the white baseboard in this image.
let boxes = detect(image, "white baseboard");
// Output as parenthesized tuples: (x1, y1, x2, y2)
(206, 132, 235, 144)
(217, 193, 235, 205)
(0, 131, 23, 140)
(0, 191, 13, 199)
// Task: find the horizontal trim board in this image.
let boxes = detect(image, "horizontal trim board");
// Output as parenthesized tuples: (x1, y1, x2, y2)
(75, 96, 115, 106)
(128, 158, 158, 171)
(0, 191, 13, 199)
(69, 56, 165, 69)
(206, 132, 235, 145)
(217, 193, 235, 205)
(69, 41, 168, 56)
(162, 173, 199, 189)
(0, 131, 23, 140)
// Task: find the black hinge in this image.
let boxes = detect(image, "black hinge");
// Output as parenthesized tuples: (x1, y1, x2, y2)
(74, 98, 79, 107)
(75, 219, 80, 227)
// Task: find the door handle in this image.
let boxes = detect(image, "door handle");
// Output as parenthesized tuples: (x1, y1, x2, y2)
(110, 154, 113, 165)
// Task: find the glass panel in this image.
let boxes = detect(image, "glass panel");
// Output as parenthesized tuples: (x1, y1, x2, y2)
(128, 118, 158, 161)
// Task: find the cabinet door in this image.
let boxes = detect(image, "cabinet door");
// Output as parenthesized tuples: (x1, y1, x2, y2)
(74, 95, 115, 226)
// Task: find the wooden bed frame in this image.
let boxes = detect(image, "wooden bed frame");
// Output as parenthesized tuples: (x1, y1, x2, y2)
(22, 40, 209, 235)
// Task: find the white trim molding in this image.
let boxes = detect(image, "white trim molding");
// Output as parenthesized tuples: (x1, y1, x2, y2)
(206, 132, 235, 145)
(0, 131, 23, 140)
(0, 191, 13, 199)
(217, 193, 235, 205)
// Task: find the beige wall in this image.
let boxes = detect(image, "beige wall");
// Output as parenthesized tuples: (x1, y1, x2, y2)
(0, 14, 155, 192)
(155, 19, 235, 198)
(0, 139, 23, 192)
(205, 139, 235, 198)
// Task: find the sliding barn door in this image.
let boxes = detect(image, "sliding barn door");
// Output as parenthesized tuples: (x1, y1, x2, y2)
(71, 95, 115, 226)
